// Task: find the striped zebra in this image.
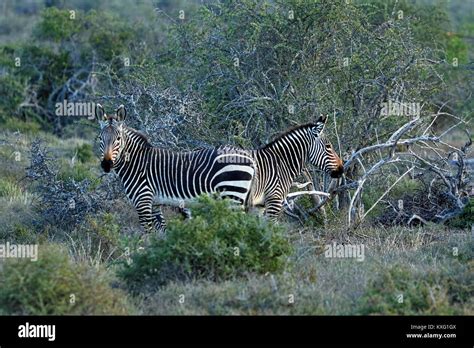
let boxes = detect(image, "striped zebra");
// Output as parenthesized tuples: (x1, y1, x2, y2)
(247, 115, 344, 219)
(96, 104, 256, 233)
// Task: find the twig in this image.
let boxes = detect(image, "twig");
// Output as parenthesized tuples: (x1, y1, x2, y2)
(287, 190, 331, 199)
(362, 166, 414, 221)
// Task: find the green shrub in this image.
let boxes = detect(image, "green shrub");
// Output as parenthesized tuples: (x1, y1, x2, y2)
(35, 8, 82, 43)
(76, 143, 94, 163)
(446, 261, 474, 307)
(119, 195, 292, 290)
(35, 8, 135, 62)
(358, 264, 464, 315)
(448, 198, 474, 229)
(86, 212, 121, 250)
(10, 223, 38, 244)
(454, 239, 474, 265)
(0, 244, 134, 315)
(1, 118, 42, 134)
(0, 75, 25, 120)
(58, 161, 99, 185)
(67, 212, 127, 264)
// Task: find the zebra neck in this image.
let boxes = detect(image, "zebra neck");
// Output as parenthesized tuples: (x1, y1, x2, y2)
(258, 135, 309, 178)
(114, 128, 151, 176)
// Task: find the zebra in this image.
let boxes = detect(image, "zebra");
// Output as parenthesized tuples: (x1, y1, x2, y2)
(96, 104, 256, 233)
(247, 114, 344, 219)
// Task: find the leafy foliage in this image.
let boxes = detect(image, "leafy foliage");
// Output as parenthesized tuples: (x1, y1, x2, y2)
(25, 140, 99, 229)
(448, 198, 474, 229)
(120, 195, 292, 290)
(358, 261, 473, 315)
(25, 139, 124, 231)
(0, 244, 133, 315)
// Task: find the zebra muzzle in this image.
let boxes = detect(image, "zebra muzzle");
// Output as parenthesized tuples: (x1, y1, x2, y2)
(101, 159, 114, 173)
(330, 164, 344, 178)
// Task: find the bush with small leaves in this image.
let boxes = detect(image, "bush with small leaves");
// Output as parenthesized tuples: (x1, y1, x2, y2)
(26, 140, 100, 230)
(0, 244, 134, 315)
(119, 195, 292, 290)
(448, 198, 474, 229)
(358, 263, 472, 315)
(76, 143, 95, 163)
(26, 140, 123, 232)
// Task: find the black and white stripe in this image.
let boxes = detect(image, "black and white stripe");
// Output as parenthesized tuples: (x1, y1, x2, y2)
(248, 115, 344, 219)
(97, 104, 255, 233)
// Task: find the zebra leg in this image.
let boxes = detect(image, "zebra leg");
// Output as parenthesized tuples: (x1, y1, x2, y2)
(179, 207, 192, 219)
(133, 197, 154, 233)
(264, 196, 283, 221)
(153, 206, 167, 236)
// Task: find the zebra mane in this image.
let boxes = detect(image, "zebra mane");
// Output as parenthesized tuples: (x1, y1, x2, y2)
(261, 123, 316, 149)
(125, 126, 152, 147)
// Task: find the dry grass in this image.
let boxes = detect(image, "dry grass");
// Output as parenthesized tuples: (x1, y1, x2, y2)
(132, 224, 472, 315)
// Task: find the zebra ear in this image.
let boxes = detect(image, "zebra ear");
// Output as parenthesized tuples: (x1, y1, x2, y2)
(311, 113, 328, 135)
(116, 105, 127, 122)
(95, 103, 107, 121)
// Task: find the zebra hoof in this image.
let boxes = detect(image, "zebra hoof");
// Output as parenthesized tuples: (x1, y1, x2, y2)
(180, 207, 192, 220)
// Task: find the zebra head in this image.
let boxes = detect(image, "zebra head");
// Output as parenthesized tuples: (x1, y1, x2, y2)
(307, 114, 344, 178)
(96, 104, 127, 173)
